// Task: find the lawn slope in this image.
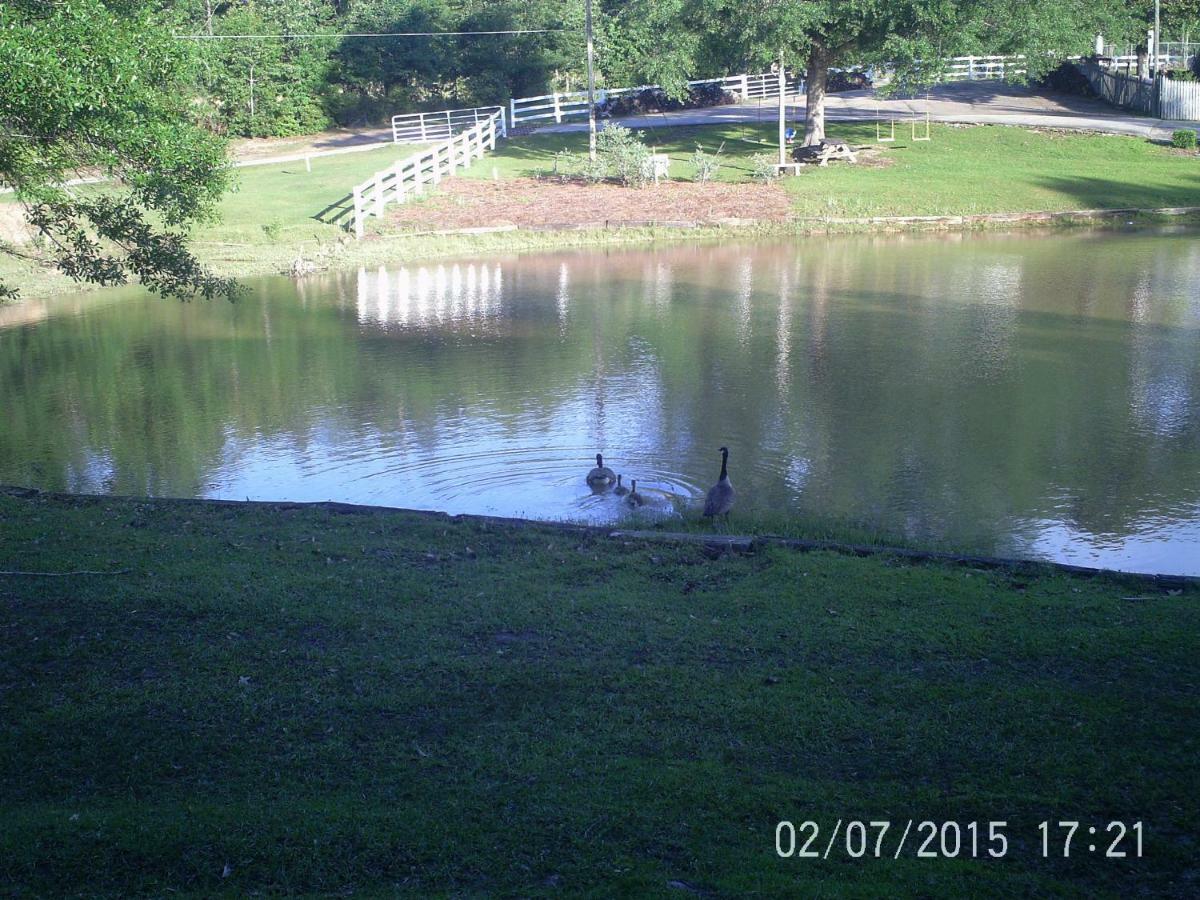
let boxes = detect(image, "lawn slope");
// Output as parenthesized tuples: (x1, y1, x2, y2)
(1, 491, 1196, 897)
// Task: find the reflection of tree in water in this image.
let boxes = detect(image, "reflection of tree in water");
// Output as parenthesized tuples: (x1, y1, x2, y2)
(2, 230, 1198, 565)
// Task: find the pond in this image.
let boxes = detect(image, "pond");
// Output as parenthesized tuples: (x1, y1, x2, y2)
(2, 229, 1199, 575)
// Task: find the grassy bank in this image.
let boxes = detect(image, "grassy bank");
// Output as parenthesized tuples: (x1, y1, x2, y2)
(5, 121, 1200, 301)
(1, 490, 1197, 897)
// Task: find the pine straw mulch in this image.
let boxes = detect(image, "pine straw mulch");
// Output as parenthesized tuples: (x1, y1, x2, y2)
(387, 177, 795, 231)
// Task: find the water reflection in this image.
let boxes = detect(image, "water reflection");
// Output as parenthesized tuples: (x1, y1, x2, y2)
(2, 230, 1199, 574)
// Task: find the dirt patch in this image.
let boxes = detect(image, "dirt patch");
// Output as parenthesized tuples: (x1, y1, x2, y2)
(388, 177, 793, 231)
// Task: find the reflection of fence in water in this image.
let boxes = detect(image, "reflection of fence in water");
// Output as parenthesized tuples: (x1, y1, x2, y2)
(355, 263, 505, 327)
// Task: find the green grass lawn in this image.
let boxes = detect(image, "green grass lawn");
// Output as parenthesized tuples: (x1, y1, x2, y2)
(196, 144, 430, 244)
(460, 122, 1200, 217)
(2, 490, 1197, 897)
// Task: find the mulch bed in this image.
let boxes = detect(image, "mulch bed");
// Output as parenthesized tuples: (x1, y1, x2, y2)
(388, 177, 794, 231)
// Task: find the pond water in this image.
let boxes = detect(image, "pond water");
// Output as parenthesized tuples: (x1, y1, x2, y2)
(3, 229, 1199, 574)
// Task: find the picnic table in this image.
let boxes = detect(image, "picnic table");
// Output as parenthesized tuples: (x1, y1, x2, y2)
(790, 140, 858, 168)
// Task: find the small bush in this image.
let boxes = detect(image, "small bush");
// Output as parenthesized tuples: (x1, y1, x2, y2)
(750, 152, 780, 182)
(597, 124, 651, 187)
(690, 143, 724, 183)
(261, 219, 283, 241)
(1172, 129, 1197, 149)
(549, 149, 607, 184)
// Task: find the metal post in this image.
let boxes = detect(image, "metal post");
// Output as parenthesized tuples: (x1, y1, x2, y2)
(586, 0, 597, 160)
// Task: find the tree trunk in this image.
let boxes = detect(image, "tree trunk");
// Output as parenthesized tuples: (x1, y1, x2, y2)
(803, 47, 830, 147)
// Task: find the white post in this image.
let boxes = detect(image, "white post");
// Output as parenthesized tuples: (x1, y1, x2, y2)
(500, 107, 508, 138)
(445, 109, 453, 140)
(420, 114, 427, 143)
(394, 160, 409, 200)
(510, 97, 517, 129)
(373, 177, 385, 219)
(741, 73, 749, 100)
(553, 92, 562, 123)
(352, 186, 364, 239)
(432, 144, 442, 183)
(968, 56, 976, 80)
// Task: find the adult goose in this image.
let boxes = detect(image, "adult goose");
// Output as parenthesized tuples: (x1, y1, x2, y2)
(586, 453, 617, 489)
(613, 474, 630, 496)
(702, 446, 735, 518)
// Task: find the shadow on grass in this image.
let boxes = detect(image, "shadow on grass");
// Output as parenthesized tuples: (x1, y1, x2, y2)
(1032, 173, 1200, 210)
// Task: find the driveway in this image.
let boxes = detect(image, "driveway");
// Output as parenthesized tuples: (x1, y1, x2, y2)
(531, 80, 1199, 141)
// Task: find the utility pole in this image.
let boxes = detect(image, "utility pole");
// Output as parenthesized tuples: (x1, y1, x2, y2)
(586, 0, 597, 160)
(777, 52, 787, 167)
(1154, 0, 1161, 75)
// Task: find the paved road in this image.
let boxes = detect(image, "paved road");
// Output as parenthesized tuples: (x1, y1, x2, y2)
(531, 81, 1200, 141)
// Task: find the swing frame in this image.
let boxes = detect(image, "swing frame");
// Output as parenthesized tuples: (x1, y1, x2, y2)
(911, 110, 931, 142)
(876, 117, 896, 143)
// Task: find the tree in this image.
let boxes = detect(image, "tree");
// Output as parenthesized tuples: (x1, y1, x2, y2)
(0, 0, 235, 301)
(618, 0, 1128, 146)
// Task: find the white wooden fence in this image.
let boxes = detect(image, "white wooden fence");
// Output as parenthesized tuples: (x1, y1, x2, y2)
(351, 109, 502, 239)
(941, 55, 1027, 80)
(1159, 77, 1200, 120)
(509, 72, 802, 126)
(391, 105, 506, 143)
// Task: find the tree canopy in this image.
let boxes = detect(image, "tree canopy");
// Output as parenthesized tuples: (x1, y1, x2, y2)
(1, 0, 235, 300)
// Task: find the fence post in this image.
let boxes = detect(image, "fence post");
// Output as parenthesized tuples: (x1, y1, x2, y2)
(395, 159, 411, 200)
(510, 97, 517, 129)
(500, 106, 508, 138)
(420, 113, 427, 143)
(741, 73, 749, 100)
(352, 186, 364, 239)
(373, 176, 385, 219)
(553, 92, 562, 123)
(968, 56, 976, 80)
(432, 144, 442, 183)
(445, 109, 453, 139)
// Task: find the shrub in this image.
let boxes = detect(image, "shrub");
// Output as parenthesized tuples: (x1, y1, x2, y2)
(549, 149, 607, 184)
(605, 83, 736, 117)
(597, 124, 651, 187)
(1037, 62, 1096, 98)
(1172, 129, 1197, 149)
(750, 152, 780, 182)
(261, 219, 283, 241)
(691, 143, 725, 183)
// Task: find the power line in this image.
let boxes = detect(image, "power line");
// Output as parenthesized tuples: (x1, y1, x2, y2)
(176, 29, 570, 40)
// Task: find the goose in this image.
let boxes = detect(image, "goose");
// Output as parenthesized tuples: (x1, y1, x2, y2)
(613, 474, 630, 496)
(626, 479, 647, 507)
(702, 446, 735, 518)
(586, 453, 616, 489)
